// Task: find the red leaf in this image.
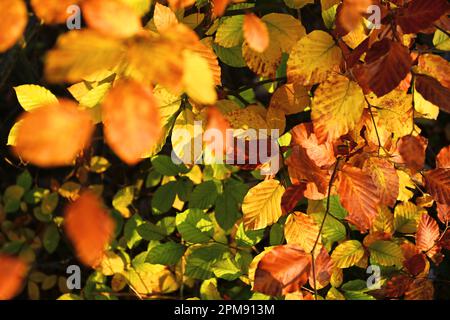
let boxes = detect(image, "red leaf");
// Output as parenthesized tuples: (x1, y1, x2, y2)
(403, 253, 426, 276)
(353, 38, 412, 97)
(415, 74, 450, 113)
(337, 164, 381, 232)
(416, 214, 440, 257)
(281, 183, 307, 214)
(424, 168, 450, 204)
(385, 274, 413, 298)
(398, 135, 427, 172)
(0, 255, 27, 300)
(396, 0, 450, 34)
(64, 192, 116, 268)
(254, 244, 312, 296)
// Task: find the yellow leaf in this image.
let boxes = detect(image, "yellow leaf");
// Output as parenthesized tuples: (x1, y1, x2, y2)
(242, 179, 285, 230)
(312, 74, 365, 143)
(414, 84, 439, 120)
(331, 240, 365, 268)
(0, 0, 27, 53)
(397, 170, 415, 202)
(394, 201, 425, 234)
(14, 85, 58, 112)
(153, 3, 179, 32)
(284, 212, 321, 252)
(287, 30, 342, 85)
(182, 50, 218, 104)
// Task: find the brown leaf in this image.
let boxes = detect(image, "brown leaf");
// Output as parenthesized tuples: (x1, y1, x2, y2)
(82, 0, 142, 39)
(243, 14, 269, 53)
(102, 80, 163, 165)
(0, 255, 27, 300)
(385, 274, 413, 298)
(437, 203, 450, 224)
(14, 100, 94, 167)
(415, 74, 450, 113)
(398, 135, 428, 172)
(64, 192, 115, 268)
(405, 278, 434, 300)
(416, 213, 440, 257)
(417, 54, 450, 89)
(308, 247, 334, 290)
(0, 0, 27, 53)
(353, 38, 412, 97)
(396, 0, 450, 34)
(424, 168, 450, 204)
(281, 184, 307, 214)
(337, 164, 381, 232)
(253, 244, 312, 296)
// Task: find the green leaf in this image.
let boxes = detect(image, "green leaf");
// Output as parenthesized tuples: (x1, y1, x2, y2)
(43, 224, 60, 254)
(368, 240, 403, 267)
(175, 178, 194, 202)
(124, 214, 144, 249)
(331, 240, 365, 268)
(185, 244, 228, 280)
(215, 16, 244, 48)
(176, 209, 214, 243)
(269, 222, 284, 246)
(89, 156, 111, 173)
(341, 280, 369, 292)
(146, 242, 185, 265)
(17, 171, 32, 191)
(235, 223, 265, 247)
(137, 221, 167, 241)
(189, 180, 221, 210)
(327, 195, 348, 219)
(151, 155, 188, 176)
(41, 192, 59, 215)
(152, 181, 177, 215)
(112, 186, 134, 217)
(212, 255, 242, 280)
(157, 216, 176, 235)
(145, 169, 162, 188)
(215, 179, 248, 230)
(14, 85, 58, 111)
(310, 211, 346, 250)
(200, 279, 222, 300)
(3, 185, 25, 213)
(213, 44, 246, 68)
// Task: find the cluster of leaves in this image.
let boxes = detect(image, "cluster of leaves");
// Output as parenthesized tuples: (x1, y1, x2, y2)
(0, 0, 449, 301)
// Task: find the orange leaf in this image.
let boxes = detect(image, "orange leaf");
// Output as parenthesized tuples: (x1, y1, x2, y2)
(281, 184, 307, 214)
(0, 0, 27, 53)
(253, 244, 311, 296)
(308, 247, 333, 290)
(436, 145, 450, 169)
(82, 0, 142, 38)
(64, 192, 115, 267)
(424, 168, 450, 204)
(243, 14, 270, 53)
(337, 164, 381, 232)
(212, 0, 231, 17)
(405, 278, 434, 300)
(416, 213, 440, 257)
(167, 0, 195, 10)
(363, 157, 399, 207)
(102, 80, 163, 165)
(14, 100, 94, 167)
(0, 255, 27, 300)
(31, 0, 81, 24)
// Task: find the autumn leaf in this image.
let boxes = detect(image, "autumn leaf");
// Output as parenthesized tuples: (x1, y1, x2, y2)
(405, 278, 434, 300)
(31, 0, 80, 24)
(308, 246, 333, 290)
(242, 179, 285, 230)
(417, 54, 450, 89)
(363, 157, 399, 207)
(153, 3, 179, 32)
(64, 192, 115, 267)
(284, 212, 321, 253)
(13, 100, 94, 167)
(353, 38, 412, 97)
(415, 74, 450, 113)
(269, 83, 310, 115)
(287, 30, 342, 85)
(337, 164, 381, 232)
(398, 135, 428, 172)
(102, 80, 163, 165)
(396, 0, 450, 34)
(253, 244, 312, 296)
(416, 214, 440, 257)
(0, 0, 27, 53)
(311, 74, 365, 143)
(331, 240, 365, 268)
(436, 145, 450, 168)
(281, 184, 307, 214)
(167, 0, 195, 10)
(243, 14, 269, 53)
(424, 168, 450, 204)
(82, 0, 142, 38)
(0, 255, 28, 300)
